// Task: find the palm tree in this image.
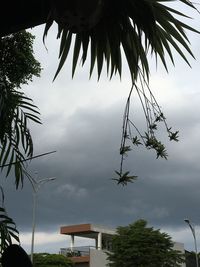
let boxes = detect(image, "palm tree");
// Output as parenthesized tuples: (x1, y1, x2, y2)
(43, 0, 198, 81)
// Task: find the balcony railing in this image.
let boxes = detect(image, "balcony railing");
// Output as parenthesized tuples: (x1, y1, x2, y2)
(60, 246, 96, 257)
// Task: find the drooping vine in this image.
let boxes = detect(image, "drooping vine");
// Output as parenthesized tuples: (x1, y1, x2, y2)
(113, 71, 179, 186)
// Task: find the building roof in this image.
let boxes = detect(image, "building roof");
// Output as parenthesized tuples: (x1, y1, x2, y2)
(0, 0, 50, 37)
(60, 223, 116, 239)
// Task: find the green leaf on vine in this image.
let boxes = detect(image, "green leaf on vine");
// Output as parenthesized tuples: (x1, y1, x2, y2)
(155, 113, 166, 122)
(169, 131, 179, 142)
(149, 123, 157, 130)
(112, 171, 137, 186)
(132, 136, 142, 146)
(120, 146, 132, 156)
(144, 133, 168, 159)
(155, 143, 168, 159)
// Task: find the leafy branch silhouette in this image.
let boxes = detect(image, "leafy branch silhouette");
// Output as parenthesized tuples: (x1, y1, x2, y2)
(113, 72, 179, 186)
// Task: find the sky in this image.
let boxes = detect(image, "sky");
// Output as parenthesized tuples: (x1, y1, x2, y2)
(2, 1, 200, 255)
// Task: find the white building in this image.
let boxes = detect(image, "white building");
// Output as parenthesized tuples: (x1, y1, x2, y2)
(60, 223, 186, 267)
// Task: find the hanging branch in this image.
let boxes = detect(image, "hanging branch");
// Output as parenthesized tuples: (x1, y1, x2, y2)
(0, 150, 57, 168)
(113, 71, 179, 186)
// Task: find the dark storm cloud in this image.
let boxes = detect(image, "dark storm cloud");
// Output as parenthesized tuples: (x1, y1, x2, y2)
(4, 89, 200, 239)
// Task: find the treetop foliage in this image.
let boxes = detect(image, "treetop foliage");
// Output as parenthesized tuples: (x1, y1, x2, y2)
(33, 253, 73, 267)
(185, 250, 200, 267)
(0, 31, 41, 87)
(0, 31, 41, 188)
(107, 219, 185, 267)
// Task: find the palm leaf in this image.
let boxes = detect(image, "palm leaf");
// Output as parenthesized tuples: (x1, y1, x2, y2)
(43, 0, 198, 81)
(0, 187, 19, 255)
(72, 34, 82, 78)
(53, 31, 72, 81)
(0, 81, 41, 188)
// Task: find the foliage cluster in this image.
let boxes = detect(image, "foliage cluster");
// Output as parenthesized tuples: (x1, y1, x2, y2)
(0, 188, 19, 256)
(0, 31, 41, 86)
(44, 0, 197, 81)
(107, 220, 185, 267)
(185, 250, 200, 267)
(33, 253, 73, 267)
(0, 31, 41, 188)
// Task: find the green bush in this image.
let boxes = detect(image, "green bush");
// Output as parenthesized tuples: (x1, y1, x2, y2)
(33, 253, 73, 267)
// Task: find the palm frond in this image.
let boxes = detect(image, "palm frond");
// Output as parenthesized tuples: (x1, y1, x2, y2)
(0, 209, 20, 255)
(0, 79, 41, 188)
(44, 0, 198, 81)
(0, 187, 19, 255)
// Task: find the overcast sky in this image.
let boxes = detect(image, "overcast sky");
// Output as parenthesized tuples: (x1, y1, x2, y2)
(2, 2, 200, 254)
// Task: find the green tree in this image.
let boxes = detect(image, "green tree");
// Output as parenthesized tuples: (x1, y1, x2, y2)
(0, 30, 41, 187)
(33, 253, 73, 267)
(107, 220, 185, 267)
(0, 31, 41, 253)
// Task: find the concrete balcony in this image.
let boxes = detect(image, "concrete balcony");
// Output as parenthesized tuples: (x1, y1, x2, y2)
(60, 246, 93, 265)
(60, 246, 109, 267)
(60, 224, 115, 267)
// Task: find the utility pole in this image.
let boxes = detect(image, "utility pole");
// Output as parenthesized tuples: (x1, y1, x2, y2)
(29, 172, 56, 263)
(184, 219, 199, 267)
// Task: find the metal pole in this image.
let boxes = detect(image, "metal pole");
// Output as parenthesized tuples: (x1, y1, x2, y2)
(184, 219, 199, 267)
(31, 191, 37, 263)
(29, 173, 56, 263)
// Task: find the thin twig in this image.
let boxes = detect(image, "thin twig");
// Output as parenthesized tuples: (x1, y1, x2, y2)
(0, 150, 57, 168)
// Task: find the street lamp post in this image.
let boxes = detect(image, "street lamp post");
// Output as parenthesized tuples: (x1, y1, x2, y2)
(184, 219, 199, 267)
(29, 173, 56, 263)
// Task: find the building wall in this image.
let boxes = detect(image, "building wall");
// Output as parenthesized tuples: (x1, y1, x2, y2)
(90, 249, 108, 267)
(89, 243, 186, 267)
(173, 242, 186, 267)
(72, 244, 186, 267)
